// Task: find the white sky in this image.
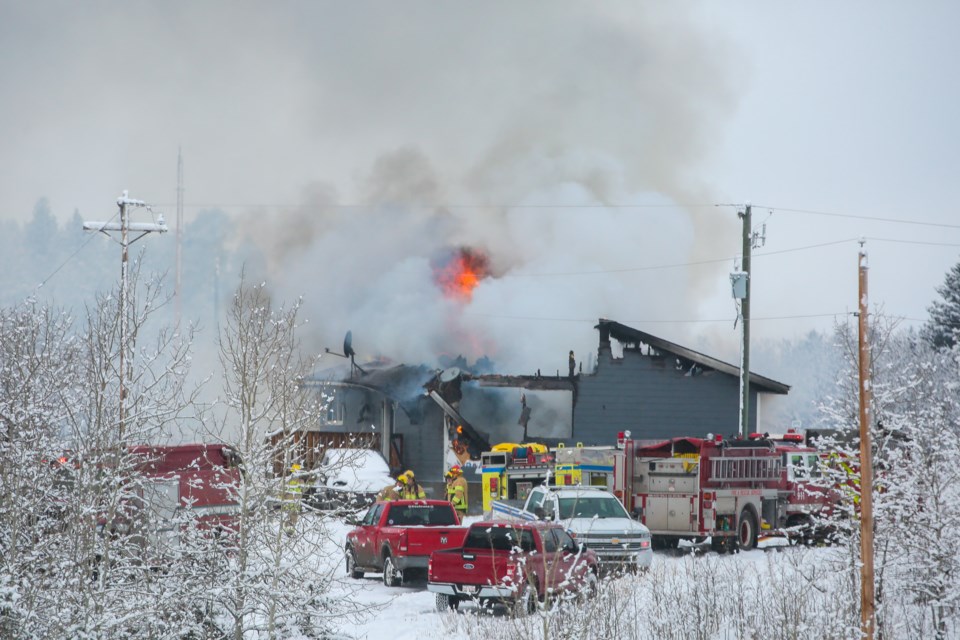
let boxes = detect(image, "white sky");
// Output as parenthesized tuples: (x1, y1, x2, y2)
(1, 1, 957, 370)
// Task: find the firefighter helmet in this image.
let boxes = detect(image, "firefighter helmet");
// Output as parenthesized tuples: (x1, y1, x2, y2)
(290, 463, 301, 472)
(450, 465, 462, 476)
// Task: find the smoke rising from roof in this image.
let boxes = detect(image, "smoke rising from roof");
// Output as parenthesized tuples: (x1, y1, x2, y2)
(233, 4, 743, 373)
(0, 3, 743, 374)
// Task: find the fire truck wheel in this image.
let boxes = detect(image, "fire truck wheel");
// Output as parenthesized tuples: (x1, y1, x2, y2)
(382, 552, 403, 587)
(345, 546, 363, 579)
(737, 509, 758, 551)
(581, 571, 599, 601)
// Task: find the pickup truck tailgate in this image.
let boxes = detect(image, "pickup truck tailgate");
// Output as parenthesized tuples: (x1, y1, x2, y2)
(429, 547, 512, 587)
(404, 527, 467, 555)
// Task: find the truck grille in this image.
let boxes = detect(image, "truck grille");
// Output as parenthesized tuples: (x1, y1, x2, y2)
(585, 540, 648, 552)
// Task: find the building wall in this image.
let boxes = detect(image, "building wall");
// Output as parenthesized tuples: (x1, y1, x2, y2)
(573, 344, 760, 444)
(308, 383, 450, 497)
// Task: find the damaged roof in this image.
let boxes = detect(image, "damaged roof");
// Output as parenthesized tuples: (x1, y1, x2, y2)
(597, 319, 790, 395)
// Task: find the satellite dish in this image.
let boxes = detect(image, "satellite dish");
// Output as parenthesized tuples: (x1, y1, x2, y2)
(343, 330, 355, 358)
(439, 367, 461, 383)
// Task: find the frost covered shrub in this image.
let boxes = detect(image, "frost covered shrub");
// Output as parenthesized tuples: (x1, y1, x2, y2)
(439, 548, 861, 640)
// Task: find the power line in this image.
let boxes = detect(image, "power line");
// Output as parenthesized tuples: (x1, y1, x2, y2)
(501, 238, 860, 278)
(866, 237, 960, 248)
(156, 199, 960, 230)
(752, 205, 960, 230)
(35, 209, 120, 291)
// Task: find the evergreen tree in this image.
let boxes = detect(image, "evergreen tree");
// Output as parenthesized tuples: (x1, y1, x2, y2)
(922, 259, 960, 349)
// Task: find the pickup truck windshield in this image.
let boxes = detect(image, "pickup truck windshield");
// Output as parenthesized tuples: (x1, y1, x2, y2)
(464, 527, 536, 552)
(557, 496, 628, 519)
(386, 505, 457, 526)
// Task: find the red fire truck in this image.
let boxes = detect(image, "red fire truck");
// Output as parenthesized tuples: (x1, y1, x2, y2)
(621, 431, 833, 552)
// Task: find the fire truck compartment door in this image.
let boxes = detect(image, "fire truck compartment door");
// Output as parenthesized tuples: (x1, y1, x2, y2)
(645, 495, 695, 532)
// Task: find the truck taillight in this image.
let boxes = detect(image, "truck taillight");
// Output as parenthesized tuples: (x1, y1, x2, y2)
(490, 477, 499, 494)
(428, 556, 432, 576)
(564, 475, 572, 485)
(399, 531, 408, 552)
(506, 561, 518, 578)
(703, 492, 713, 501)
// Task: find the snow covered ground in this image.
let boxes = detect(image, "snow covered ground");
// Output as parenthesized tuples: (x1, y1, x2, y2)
(317, 514, 827, 640)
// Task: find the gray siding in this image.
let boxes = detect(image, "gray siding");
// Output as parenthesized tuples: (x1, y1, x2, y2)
(573, 345, 759, 444)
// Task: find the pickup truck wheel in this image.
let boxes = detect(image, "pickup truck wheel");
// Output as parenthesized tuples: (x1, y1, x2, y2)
(575, 571, 599, 605)
(382, 553, 402, 587)
(435, 593, 459, 612)
(345, 547, 363, 579)
(584, 571, 599, 599)
(512, 584, 537, 617)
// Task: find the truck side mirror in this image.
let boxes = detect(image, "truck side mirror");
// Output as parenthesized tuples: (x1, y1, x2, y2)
(534, 506, 547, 521)
(631, 506, 643, 520)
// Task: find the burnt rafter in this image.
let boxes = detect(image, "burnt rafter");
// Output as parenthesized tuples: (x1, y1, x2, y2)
(472, 374, 576, 392)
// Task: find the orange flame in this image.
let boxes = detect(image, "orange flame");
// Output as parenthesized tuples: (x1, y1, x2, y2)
(433, 247, 490, 301)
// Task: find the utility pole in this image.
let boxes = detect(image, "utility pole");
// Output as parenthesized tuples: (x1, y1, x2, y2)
(738, 204, 751, 437)
(858, 246, 876, 639)
(733, 204, 766, 438)
(83, 191, 168, 438)
(175, 148, 184, 328)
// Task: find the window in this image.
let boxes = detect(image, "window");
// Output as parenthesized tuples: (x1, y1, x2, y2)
(542, 529, 558, 553)
(555, 529, 577, 552)
(362, 503, 383, 526)
(791, 454, 807, 479)
(557, 496, 628, 519)
(527, 490, 545, 511)
(322, 386, 345, 425)
(807, 454, 822, 478)
(464, 526, 536, 552)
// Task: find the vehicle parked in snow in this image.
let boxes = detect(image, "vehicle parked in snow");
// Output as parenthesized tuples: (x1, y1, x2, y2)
(493, 485, 652, 573)
(305, 448, 394, 511)
(345, 500, 466, 586)
(55, 444, 243, 561)
(127, 444, 244, 544)
(428, 520, 599, 614)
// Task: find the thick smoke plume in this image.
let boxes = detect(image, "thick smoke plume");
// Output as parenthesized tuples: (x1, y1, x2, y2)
(0, 3, 742, 375)
(243, 5, 741, 374)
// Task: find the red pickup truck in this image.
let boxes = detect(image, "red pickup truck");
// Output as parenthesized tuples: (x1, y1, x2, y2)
(345, 500, 466, 587)
(427, 520, 599, 615)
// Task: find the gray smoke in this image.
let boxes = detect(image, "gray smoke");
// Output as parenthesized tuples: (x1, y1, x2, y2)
(0, 2, 743, 375)
(234, 4, 743, 373)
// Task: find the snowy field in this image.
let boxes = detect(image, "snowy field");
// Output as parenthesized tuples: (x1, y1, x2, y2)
(316, 514, 841, 640)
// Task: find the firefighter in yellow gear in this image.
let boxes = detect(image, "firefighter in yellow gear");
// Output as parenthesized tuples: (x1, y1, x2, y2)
(447, 465, 468, 518)
(400, 470, 426, 500)
(377, 475, 404, 502)
(283, 463, 303, 534)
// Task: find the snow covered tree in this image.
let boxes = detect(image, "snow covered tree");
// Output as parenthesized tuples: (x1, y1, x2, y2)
(216, 276, 367, 639)
(0, 260, 216, 638)
(0, 300, 81, 637)
(820, 313, 960, 639)
(922, 259, 960, 350)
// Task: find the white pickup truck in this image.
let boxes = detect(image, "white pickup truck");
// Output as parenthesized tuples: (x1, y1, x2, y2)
(492, 485, 653, 573)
